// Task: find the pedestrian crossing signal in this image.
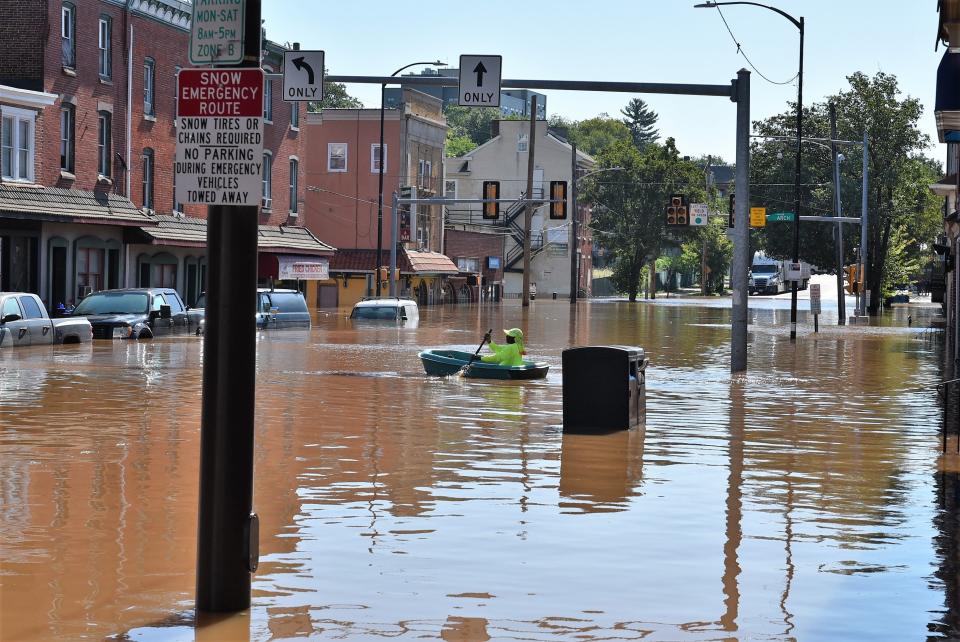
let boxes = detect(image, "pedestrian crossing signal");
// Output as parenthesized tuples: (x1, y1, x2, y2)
(728, 194, 735, 229)
(666, 194, 688, 226)
(549, 181, 567, 219)
(483, 181, 499, 219)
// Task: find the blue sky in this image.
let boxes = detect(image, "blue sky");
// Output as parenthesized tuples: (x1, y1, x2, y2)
(262, 0, 945, 163)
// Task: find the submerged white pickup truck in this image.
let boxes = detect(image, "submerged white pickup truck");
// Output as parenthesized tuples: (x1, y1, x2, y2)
(0, 292, 92, 347)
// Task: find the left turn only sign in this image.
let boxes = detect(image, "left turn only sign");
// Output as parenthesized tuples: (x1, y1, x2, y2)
(175, 68, 264, 207)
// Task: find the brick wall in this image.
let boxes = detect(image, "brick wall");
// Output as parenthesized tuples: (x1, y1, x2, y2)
(32, 0, 305, 225)
(445, 230, 504, 282)
(0, 0, 46, 89)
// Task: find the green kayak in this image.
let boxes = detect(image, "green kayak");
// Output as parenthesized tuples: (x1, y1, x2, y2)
(418, 349, 549, 380)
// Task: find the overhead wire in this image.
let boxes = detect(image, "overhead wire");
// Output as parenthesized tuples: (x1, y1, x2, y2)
(714, 5, 800, 87)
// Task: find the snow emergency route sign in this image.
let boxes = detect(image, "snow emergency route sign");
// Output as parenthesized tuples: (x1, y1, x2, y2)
(175, 68, 263, 207)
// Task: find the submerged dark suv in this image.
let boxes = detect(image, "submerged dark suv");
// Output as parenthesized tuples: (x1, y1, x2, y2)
(194, 288, 310, 335)
(71, 288, 196, 339)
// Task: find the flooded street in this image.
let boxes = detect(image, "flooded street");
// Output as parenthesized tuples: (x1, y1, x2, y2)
(0, 298, 954, 641)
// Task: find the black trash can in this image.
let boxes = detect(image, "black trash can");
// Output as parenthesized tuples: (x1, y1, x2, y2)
(562, 345, 647, 432)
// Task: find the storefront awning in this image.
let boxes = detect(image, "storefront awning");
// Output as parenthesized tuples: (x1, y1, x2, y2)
(403, 249, 459, 275)
(135, 215, 336, 255)
(0, 184, 153, 226)
(328, 248, 459, 275)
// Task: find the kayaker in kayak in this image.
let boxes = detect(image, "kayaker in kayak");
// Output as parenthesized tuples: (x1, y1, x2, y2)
(480, 328, 526, 367)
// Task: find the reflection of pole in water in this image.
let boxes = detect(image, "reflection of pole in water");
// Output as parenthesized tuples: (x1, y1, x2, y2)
(932, 470, 960, 638)
(720, 380, 744, 633)
(780, 478, 796, 636)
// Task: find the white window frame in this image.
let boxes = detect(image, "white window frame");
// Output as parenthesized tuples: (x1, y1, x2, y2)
(262, 152, 273, 209)
(61, 3, 75, 68)
(97, 111, 111, 178)
(327, 143, 347, 173)
(98, 17, 111, 78)
(143, 58, 155, 116)
(289, 157, 299, 213)
(370, 143, 387, 173)
(290, 101, 299, 129)
(263, 78, 272, 122)
(517, 134, 528, 152)
(142, 148, 154, 210)
(1, 107, 36, 182)
(444, 179, 457, 199)
(60, 104, 74, 172)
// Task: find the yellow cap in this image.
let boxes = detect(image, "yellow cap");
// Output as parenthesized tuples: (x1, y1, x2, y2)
(504, 328, 523, 339)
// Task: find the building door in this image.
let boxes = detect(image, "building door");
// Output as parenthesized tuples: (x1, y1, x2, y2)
(533, 168, 544, 198)
(317, 283, 338, 308)
(107, 249, 120, 289)
(1, 235, 38, 293)
(186, 263, 198, 306)
(51, 247, 67, 307)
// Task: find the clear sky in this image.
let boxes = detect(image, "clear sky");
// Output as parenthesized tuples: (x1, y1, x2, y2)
(262, 0, 946, 164)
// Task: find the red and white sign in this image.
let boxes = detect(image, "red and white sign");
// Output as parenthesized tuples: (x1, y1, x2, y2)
(175, 68, 264, 206)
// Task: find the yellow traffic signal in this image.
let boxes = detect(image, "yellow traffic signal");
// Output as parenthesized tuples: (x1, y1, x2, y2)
(549, 181, 567, 219)
(483, 181, 499, 219)
(845, 265, 862, 294)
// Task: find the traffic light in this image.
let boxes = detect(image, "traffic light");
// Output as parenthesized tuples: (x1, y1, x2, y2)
(728, 194, 735, 229)
(845, 265, 862, 294)
(666, 194, 688, 226)
(483, 181, 499, 219)
(378, 267, 389, 283)
(549, 181, 567, 219)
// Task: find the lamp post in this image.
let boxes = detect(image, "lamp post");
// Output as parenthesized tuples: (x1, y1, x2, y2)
(696, 1, 803, 340)
(376, 60, 446, 296)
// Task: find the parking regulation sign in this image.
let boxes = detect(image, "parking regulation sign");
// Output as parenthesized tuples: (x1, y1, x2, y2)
(189, 0, 245, 65)
(175, 68, 264, 206)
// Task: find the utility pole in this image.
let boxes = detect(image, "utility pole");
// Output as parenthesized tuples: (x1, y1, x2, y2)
(570, 142, 578, 304)
(522, 95, 538, 307)
(731, 68, 751, 373)
(859, 131, 869, 317)
(830, 103, 846, 325)
(702, 156, 712, 296)
(196, 0, 261, 612)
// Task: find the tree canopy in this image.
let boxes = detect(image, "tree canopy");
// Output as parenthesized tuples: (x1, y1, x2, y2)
(621, 98, 660, 148)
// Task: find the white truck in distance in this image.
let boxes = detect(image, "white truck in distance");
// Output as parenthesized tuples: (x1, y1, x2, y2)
(748, 254, 810, 295)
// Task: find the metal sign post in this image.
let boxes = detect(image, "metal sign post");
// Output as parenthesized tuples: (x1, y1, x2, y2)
(195, 0, 261, 613)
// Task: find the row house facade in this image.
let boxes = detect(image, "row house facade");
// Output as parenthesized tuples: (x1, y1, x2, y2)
(303, 89, 460, 308)
(445, 119, 595, 300)
(0, 0, 332, 310)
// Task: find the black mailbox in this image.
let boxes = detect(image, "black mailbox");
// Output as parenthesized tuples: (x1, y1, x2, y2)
(562, 345, 647, 432)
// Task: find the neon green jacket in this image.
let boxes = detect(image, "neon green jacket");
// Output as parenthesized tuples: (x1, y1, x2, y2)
(481, 340, 524, 367)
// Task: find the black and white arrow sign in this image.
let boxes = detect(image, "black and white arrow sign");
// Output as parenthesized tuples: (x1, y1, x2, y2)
(458, 55, 502, 107)
(283, 50, 325, 102)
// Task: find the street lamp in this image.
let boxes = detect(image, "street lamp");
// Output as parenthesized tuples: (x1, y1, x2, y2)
(696, 1, 804, 340)
(375, 60, 447, 297)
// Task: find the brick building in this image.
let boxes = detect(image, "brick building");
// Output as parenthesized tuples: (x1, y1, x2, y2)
(304, 89, 460, 308)
(0, 0, 332, 308)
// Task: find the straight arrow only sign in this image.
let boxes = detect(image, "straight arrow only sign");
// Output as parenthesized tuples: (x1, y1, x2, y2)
(283, 50, 325, 102)
(458, 55, 502, 107)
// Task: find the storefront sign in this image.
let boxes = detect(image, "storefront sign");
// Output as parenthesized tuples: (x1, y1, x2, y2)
(278, 256, 329, 280)
(175, 68, 263, 206)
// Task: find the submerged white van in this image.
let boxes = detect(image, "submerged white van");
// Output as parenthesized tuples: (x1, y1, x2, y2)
(349, 297, 419, 323)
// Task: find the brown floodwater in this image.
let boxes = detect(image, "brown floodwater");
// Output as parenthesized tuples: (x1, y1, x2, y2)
(0, 298, 956, 641)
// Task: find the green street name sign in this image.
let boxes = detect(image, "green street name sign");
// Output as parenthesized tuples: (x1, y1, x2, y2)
(767, 212, 795, 222)
(189, 0, 245, 65)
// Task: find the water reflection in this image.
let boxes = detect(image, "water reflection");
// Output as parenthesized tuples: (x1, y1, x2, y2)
(0, 301, 953, 640)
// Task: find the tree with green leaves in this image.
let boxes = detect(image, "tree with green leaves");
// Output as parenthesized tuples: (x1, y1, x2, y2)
(581, 138, 705, 301)
(621, 98, 659, 149)
(565, 115, 632, 157)
(751, 71, 941, 313)
(443, 105, 503, 149)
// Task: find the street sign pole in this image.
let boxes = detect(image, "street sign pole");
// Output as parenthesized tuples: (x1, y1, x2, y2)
(196, 0, 260, 613)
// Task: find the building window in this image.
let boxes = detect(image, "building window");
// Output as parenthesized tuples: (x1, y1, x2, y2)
(290, 102, 299, 128)
(76, 247, 104, 293)
(98, 17, 111, 78)
(456, 257, 480, 273)
(173, 164, 182, 213)
(60, 104, 74, 172)
(263, 78, 272, 122)
(1, 108, 35, 182)
(97, 112, 111, 177)
(370, 144, 387, 173)
(143, 58, 155, 116)
(327, 143, 347, 172)
(289, 158, 298, 213)
(262, 152, 272, 208)
(61, 3, 75, 68)
(174, 66, 181, 117)
(444, 179, 457, 200)
(417, 159, 432, 188)
(517, 134, 528, 152)
(142, 148, 154, 210)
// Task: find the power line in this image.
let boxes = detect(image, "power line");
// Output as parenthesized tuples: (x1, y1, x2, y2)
(715, 6, 799, 87)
